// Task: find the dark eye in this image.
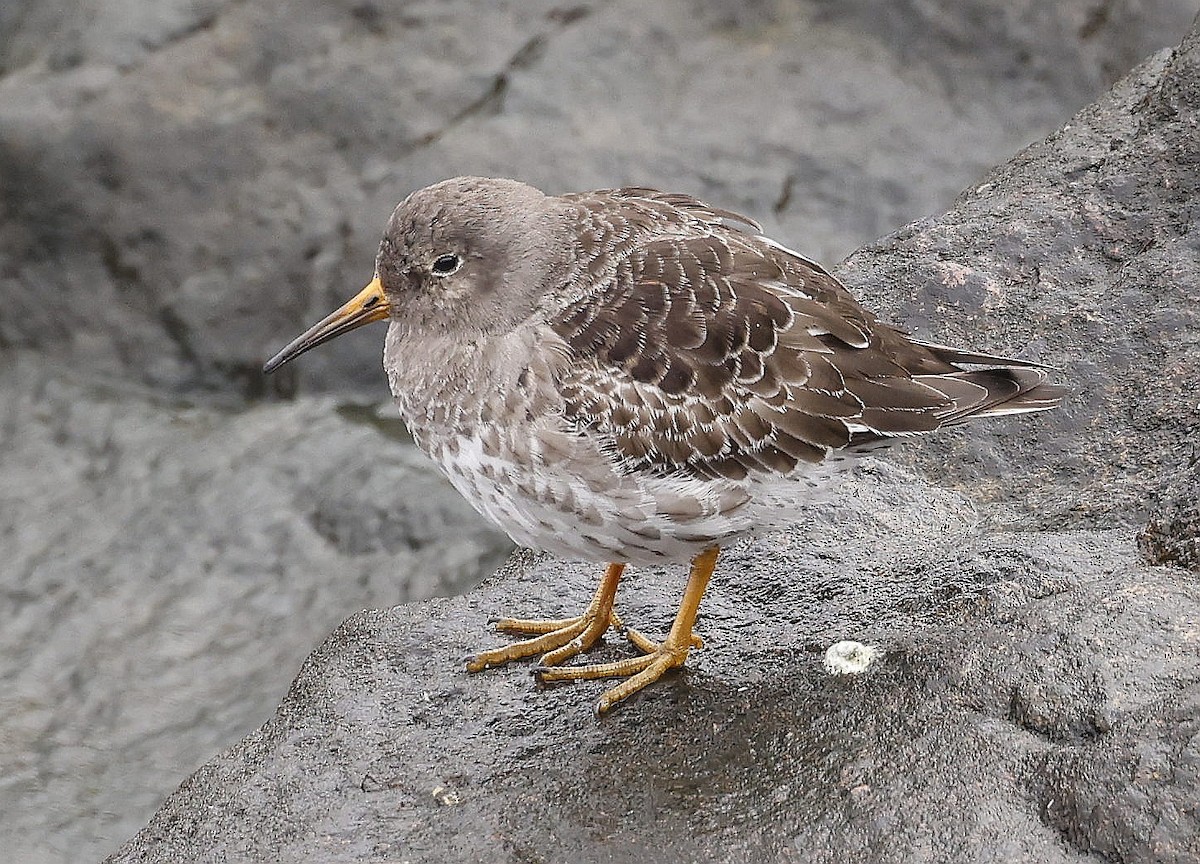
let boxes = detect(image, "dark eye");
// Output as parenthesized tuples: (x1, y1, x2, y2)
(431, 253, 461, 276)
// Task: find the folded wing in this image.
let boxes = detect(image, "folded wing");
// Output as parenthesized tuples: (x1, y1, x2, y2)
(551, 192, 1063, 480)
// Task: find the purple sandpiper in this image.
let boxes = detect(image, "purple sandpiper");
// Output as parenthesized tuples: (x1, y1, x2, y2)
(264, 176, 1062, 713)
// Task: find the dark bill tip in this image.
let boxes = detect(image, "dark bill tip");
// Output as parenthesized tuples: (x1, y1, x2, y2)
(262, 277, 389, 375)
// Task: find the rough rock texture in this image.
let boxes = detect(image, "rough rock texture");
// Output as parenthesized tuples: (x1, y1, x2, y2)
(840, 23, 1200, 529)
(0, 351, 512, 863)
(106, 466, 1200, 864)
(3, 2, 1199, 863)
(1139, 454, 1200, 571)
(1, 0, 1194, 398)
(105, 15, 1200, 864)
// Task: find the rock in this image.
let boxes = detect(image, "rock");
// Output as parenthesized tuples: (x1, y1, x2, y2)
(0, 351, 511, 864)
(1, 0, 1194, 397)
(838, 17, 1200, 530)
(105, 467, 1200, 863)
(1139, 454, 1200, 571)
(102, 12, 1200, 863)
(5, 3, 1199, 863)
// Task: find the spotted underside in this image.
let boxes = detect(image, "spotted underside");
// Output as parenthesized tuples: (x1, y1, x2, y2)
(551, 188, 1061, 483)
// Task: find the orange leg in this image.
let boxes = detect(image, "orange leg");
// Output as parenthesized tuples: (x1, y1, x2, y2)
(465, 562, 625, 672)
(536, 545, 721, 714)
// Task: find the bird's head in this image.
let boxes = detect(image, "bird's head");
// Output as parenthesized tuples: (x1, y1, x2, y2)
(263, 176, 565, 374)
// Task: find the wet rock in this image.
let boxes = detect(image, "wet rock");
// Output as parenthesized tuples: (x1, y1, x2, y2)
(105, 471, 1199, 864)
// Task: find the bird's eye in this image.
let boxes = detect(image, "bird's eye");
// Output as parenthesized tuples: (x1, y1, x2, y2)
(430, 253, 462, 276)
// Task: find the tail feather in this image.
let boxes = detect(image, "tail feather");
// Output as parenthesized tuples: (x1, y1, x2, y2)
(846, 342, 1065, 449)
(919, 367, 1066, 425)
(909, 339, 1058, 371)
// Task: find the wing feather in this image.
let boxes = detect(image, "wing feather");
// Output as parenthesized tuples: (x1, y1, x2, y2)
(550, 190, 1062, 479)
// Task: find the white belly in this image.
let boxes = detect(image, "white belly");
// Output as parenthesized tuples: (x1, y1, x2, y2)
(425, 428, 762, 565)
(418, 423, 858, 565)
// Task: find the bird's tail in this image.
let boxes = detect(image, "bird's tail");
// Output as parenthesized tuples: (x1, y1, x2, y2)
(919, 366, 1065, 425)
(909, 339, 1065, 425)
(846, 340, 1064, 450)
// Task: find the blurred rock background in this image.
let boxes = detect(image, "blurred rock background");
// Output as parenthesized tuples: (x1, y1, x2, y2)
(1, 1, 1196, 862)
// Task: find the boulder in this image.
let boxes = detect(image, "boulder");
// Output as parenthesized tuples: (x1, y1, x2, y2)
(105, 466, 1200, 863)
(840, 16, 1200, 530)
(4, 3, 1198, 862)
(0, 353, 511, 864)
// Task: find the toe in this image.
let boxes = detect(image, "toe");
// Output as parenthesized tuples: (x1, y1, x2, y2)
(493, 615, 579, 635)
(595, 654, 680, 714)
(534, 653, 656, 683)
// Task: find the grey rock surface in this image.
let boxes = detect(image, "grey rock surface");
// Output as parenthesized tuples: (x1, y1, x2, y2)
(105, 14, 1200, 864)
(0, 353, 512, 864)
(839, 22, 1200, 529)
(1, 0, 1194, 398)
(1139, 453, 1200, 571)
(106, 466, 1200, 864)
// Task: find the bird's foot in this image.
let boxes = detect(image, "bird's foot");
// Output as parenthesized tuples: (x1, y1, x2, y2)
(535, 627, 703, 714)
(465, 608, 623, 673)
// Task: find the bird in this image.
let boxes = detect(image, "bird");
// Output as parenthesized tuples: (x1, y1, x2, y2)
(263, 176, 1063, 714)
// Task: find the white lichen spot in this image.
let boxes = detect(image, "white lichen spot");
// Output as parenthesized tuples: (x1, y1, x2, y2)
(823, 640, 881, 675)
